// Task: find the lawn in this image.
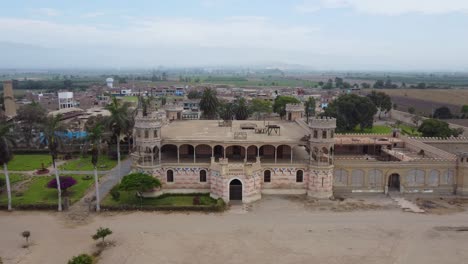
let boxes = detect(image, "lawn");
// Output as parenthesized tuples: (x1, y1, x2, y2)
(0, 174, 27, 184)
(349, 125, 393, 134)
(60, 155, 118, 171)
(102, 191, 218, 207)
(0, 174, 95, 206)
(397, 124, 422, 136)
(7, 154, 52, 171)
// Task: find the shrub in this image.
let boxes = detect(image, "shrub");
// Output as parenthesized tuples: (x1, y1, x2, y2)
(193, 196, 200, 205)
(47, 176, 77, 192)
(0, 178, 5, 188)
(120, 173, 161, 194)
(68, 254, 93, 264)
(110, 185, 120, 201)
(92, 227, 112, 242)
(21, 231, 31, 244)
(81, 175, 92, 181)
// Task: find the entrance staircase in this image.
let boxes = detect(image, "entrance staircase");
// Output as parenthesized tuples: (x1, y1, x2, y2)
(389, 192, 425, 213)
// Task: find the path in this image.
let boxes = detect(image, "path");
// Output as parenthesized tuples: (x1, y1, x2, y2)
(63, 158, 132, 223)
(389, 192, 425, 213)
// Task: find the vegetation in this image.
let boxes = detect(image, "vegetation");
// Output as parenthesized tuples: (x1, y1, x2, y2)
(119, 172, 161, 196)
(351, 125, 392, 134)
(199, 88, 220, 119)
(60, 155, 118, 171)
(0, 175, 95, 207)
(42, 114, 67, 211)
(249, 98, 272, 120)
(323, 94, 377, 132)
(234, 98, 249, 120)
(0, 119, 15, 210)
(47, 176, 78, 194)
(7, 154, 51, 171)
(87, 123, 104, 212)
(21, 231, 31, 244)
(92, 227, 113, 242)
(433, 106, 453, 119)
(102, 192, 220, 208)
(68, 254, 94, 264)
(304, 97, 316, 122)
(273, 96, 300, 119)
(367, 91, 392, 119)
(217, 101, 235, 121)
(16, 102, 47, 147)
(418, 119, 463, 137)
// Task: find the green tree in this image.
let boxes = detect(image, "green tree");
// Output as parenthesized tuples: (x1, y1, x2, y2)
(418, 119, 461, 137)
(322, 79, 333, 89)
(304, 97, 316, 122)
(86, 123, 104, 212)
(367, 91, 392, 119)
(16, 101, 47, 147)
(408, 107, 416, 114)
(361, 82, 371, 89)
(433, 106, 453, 119)
(249, 98, 272, 120)
(68, 254, 93, 264)
(42, 114, 67, 211)
(373, 80, 384, 89)
(0, 119, 15, 211)
(417, 82, 427, 89)
(105, 97, 130, 179)
(461, 105, 468, 118)
(199, 88, 219, 119)
(187, 90, 202, 99)
(217, 102, 235, 121)
(234, 98, 249, 120)
(92, 227, 113, 243)
(119, 172, 161, 203)
(323, 94, 377, 132)
(334, 77, 343, 88)
(273, 96, 300, 119)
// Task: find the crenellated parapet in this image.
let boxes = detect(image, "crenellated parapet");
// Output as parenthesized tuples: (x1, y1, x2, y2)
(285, 103, 304, 112)
(308, 116, 336, 129)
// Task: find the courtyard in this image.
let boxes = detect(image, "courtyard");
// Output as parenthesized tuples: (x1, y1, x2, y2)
(1, 195, 468, 264)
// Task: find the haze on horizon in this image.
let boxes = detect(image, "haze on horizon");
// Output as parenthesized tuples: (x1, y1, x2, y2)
(1, 0, 468, 71)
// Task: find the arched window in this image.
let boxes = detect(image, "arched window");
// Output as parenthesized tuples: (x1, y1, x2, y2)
(200, 170, 207, 182)
(167, 170, 174, 182)
(264, 170, 271, 183)
(296, 170, 303, 183)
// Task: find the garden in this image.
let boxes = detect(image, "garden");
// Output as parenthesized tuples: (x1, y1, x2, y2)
(0, 174, 96, 209)
(60, 155, 119, 171)
(6, 154, 52, 171)
(101, 172, 225, 212)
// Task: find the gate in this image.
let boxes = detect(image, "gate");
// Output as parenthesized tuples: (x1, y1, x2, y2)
(229, 179, 242, 201)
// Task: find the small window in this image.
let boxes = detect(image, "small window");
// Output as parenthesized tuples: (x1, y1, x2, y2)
(313, 130, 318, 138)
(296, 170, 303, 183)
(137, 129, 141, 138)
(154, 129, 158, 138)
(330, 131, 334, 138)
(264, 170, 271, 183)
(322, 131, 327, 139)
(200, 170, 207, 182)
(167, 170, 174, 182)
(144, 130, 149, 139)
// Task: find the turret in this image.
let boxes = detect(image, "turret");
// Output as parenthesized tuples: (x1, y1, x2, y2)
(308, 117, 336, 165)
(285, 103, 304, 121)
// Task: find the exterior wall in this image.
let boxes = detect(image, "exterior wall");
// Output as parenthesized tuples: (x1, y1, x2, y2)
(160, 166, 211, 191)
(261, 166, 307, 193)
(307, 167, 333, 198)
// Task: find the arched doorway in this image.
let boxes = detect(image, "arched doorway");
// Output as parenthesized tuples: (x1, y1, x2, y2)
(388, 173, 400, 191)
(229, 179, 242, 201)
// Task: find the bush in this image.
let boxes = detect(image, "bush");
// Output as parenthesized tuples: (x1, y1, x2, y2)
(92, 227, 113, 242)
(110, 185, 120, 201)
(0, 178, 5, 188)
(82, 175, 92, 181)
(68, 254, 93, 264)
(193, 196, 200, 205)
(47, 176, 77, 192)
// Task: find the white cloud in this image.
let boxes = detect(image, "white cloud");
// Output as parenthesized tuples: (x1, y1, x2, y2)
(35, 8, 60, 17)
(295, 0, 468, 15)
(82, 12, 106, 18)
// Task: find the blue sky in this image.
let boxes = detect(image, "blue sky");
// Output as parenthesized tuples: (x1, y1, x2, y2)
(1, 0, 468, 70)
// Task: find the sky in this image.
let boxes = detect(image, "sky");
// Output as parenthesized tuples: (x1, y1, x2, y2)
(1, 0, 468, 71)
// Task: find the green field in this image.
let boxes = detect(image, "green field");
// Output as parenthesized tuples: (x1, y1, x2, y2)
(0, 174, 27, 184)
(7, 154, 52, 171)
(0, 174, 95, 206)
(60, 155, 118, 171)
(348, 125, 393, 134)
(102, 191, 218, 207)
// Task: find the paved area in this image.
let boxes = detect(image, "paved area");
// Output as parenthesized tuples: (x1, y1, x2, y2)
(2, 196, 468, 264)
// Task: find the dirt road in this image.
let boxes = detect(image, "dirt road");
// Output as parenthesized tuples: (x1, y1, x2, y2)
(1, 196, 468, 264)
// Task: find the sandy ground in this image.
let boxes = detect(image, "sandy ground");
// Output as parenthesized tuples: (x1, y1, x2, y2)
(2, 195, 468, 264)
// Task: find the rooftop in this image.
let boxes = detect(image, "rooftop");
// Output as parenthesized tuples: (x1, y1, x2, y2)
(161, 120, 308, 144)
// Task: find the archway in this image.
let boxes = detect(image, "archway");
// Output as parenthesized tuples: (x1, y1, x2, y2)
(388, 173, 400, 191)
(229, 179, 243, 201)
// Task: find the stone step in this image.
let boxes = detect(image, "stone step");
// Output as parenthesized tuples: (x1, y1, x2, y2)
(390, 195, 425, 213)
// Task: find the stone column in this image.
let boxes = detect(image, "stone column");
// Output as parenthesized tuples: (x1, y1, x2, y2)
(274, 146, 277, 164)
(193, 147, 196, 163)
(290, 146, 293, 164)
(177, 146, 180, 163)
(244, 146, 248, 163)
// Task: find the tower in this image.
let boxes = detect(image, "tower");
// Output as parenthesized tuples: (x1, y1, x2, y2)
(456, 152, 468, 195)
(106, 78, 114, 89)
(3, 80, 17, 118)
(132, 99, 163, 172)
(307, 117, 336, 198)
(285, 103, 304, 121)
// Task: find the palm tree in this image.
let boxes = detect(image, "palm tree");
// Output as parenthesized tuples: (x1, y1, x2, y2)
(234, 98, 249, 120)
(105, 97, 130, 178)
(42, 114, 66, 211)
(305, 97, 316, 123)
(199, 88, 219, 119)
(0, 120, 15, 211)
(86, 123, 104, 212)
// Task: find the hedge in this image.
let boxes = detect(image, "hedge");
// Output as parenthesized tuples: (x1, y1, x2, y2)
(101, 198, 226, 212)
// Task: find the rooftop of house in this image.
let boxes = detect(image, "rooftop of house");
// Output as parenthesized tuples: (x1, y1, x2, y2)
(161, 120, 309, 144)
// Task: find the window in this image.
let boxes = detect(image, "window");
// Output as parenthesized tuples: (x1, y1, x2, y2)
(313, 130, 318, 138)
(144, 130, 149, 139)
(154, 129, 158, 138)
(137, 129, 141, 138)
(296, 170, 303, 183)
(322, 130, 327, 139)
(330, 131, 334, 138)
(351, 170, 364, 186)
(407, 169, 425, 187)
(334, 169, 348, 186)
(441, 170, 454, 185)
(264, 170, 271, 183)
(200, 170, 207, 182)
(429, 170, 439, 186)
(167, 170, 174, 182)
(368, 169, 383, 187)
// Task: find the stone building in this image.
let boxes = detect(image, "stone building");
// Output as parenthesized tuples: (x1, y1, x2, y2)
(131, 103, 468, 203)
(3, 80, 17, 118)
